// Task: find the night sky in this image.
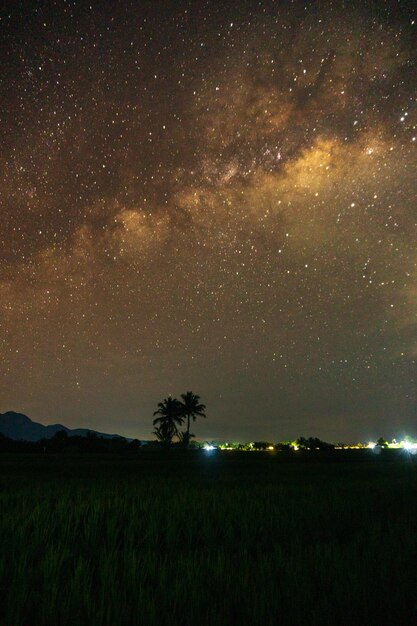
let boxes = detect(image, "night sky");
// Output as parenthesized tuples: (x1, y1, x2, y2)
(0, 0, 416, 442)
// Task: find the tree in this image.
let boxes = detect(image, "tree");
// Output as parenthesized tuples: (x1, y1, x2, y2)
(153, 397, 184, 447)
(253, 442, 274, 451)
(153, 425, 172, 447)
(179, 391, 206, 447)
(177, 430, 195, 447)
(296, 437, 334, 451)
(129, 439, 141, 452)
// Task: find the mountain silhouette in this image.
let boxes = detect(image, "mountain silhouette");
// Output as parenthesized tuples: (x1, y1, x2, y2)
(0, 411, 126, 442)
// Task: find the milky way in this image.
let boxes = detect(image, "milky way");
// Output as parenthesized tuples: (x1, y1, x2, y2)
(0, 0, 416, 441)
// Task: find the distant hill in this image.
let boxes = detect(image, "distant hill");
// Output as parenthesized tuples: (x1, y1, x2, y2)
(0, 411, 127, 442)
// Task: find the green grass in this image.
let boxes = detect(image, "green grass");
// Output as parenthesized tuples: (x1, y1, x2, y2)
(1, 451, 416, 625)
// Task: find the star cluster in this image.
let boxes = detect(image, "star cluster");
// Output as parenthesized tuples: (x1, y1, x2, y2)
(0, 0, 415, 441)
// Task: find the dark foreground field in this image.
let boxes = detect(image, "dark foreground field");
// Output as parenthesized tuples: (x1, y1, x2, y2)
(1, 450, 416, 626)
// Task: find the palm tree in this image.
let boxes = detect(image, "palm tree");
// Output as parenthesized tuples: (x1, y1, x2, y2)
(179, 391, 206, 447)
(177, 430, 195, 447)
(153, 424, 172, 447)
(153, 397, 184, 447)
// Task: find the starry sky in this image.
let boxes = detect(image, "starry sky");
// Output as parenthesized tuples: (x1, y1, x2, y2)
(0, 0, 416, 442)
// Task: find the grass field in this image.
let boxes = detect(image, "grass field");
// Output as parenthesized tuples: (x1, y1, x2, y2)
(1, 450, 416, 625)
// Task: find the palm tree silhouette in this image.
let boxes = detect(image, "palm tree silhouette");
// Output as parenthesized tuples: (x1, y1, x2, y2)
(179, 391, 206, 447)
(153, 424, 178, 447)
(153, 397, 184, 446)
(177, 429, 195, 446)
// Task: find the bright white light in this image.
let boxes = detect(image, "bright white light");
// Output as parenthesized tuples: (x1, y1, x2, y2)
(367, 441, 376, 449)
(401, 440, 417, 452)
(203, 444, 215, 451)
